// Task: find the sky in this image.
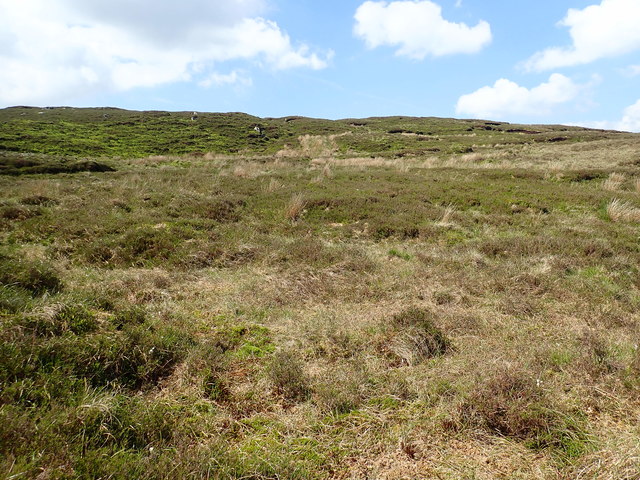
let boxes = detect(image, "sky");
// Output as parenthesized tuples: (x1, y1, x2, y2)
(1, 0, 640, 131)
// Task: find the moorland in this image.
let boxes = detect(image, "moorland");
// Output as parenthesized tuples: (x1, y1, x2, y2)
(1, 106, 640, 479)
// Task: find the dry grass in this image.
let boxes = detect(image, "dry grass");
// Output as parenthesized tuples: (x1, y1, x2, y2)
(607, 198, 640, 222)
(413, 138, 640, 171)
(461, 152, 485, 163)
(299, 133, 350, 159)
(284, 192, 306, 222)
(332, 156, 388, 168)
(602, 173, 626, 191)
(264, 177, 284, 193)
(232, 161, 262, 178)
(437, 203, 457, 226)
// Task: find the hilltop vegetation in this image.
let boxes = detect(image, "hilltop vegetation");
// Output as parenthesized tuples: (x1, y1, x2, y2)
(0, 105, 624, 158)
(1, 107, 640, 479)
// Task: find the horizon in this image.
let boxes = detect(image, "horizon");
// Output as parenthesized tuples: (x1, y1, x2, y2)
(2, 105, 635, 134)
(1, 1, 640, 131)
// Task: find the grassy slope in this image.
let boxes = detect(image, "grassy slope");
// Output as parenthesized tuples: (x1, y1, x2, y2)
(1, 107, 640, 479)
(0, 105, 624, 158)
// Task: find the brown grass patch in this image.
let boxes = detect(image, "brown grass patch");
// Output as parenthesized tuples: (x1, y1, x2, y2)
(607, 198, 640, 222)
(462, 367, 554, 439)
(382, 307, 453, 366)
(602, 173, 626, 191)
(437, 204, 457, 226)
(284, 193, 306, 222)
(264, 177, 284, 192)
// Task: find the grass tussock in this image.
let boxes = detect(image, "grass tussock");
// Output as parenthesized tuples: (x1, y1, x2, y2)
(437, 203, 457, 226)
(284, 192, 306, 222)
(607, 198, 640, 222)
(0, 255, 63, 298)
(602, 172, 626, 191)
(461, 152, 485, 163)
(264, 177, 284, 192)
(382, 307, 453, 366)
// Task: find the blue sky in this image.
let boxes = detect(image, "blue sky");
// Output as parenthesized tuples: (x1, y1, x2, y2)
(1, 0, 639, 130)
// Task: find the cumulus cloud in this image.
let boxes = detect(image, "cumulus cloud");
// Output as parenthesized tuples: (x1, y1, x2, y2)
(617, 99, 640, 132)
(455, 74, 586, 120)
(198, 70, 253, 88)
(578, 99, 640, 132)
(0, 0, 331, 106)
(524, 0, 640, 71)
(353, 0, 491, 59)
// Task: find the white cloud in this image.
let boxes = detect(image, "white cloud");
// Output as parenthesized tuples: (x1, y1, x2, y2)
(577, 99, 640, 132)
(455, 74, 586, 120)
(617, 99, 640, 132)
(198, 71, 253, 88)
(622, 65, 640, 77)
(0, 0, 331, 106)
(353, 1, 491, 59)
(65, 0, 269, 43)
(524, 0, 640, 71)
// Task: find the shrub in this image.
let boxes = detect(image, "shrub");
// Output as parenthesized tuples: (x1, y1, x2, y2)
(202, 198, 245, 222)
(387, 307, 452, 366)
(117, 227, 178, 265)
(463, 368, 549, 439)
(0, 405, 36, 458)
(166, 195, 246, 223)
(273, 236, 344, 269)
(268, 350, 311, 402)
(20, 195, 58, 206)
(462, 367, 591, 460)
(1, 204, 40, 220)
(579, 331, 619, 376)
(185, 340, 230, 401)
(0, 159, 115, 176)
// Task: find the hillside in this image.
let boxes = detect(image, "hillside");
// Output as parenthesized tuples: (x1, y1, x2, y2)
(0, 106, 627, 158)
(2, 108, 640, 479)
